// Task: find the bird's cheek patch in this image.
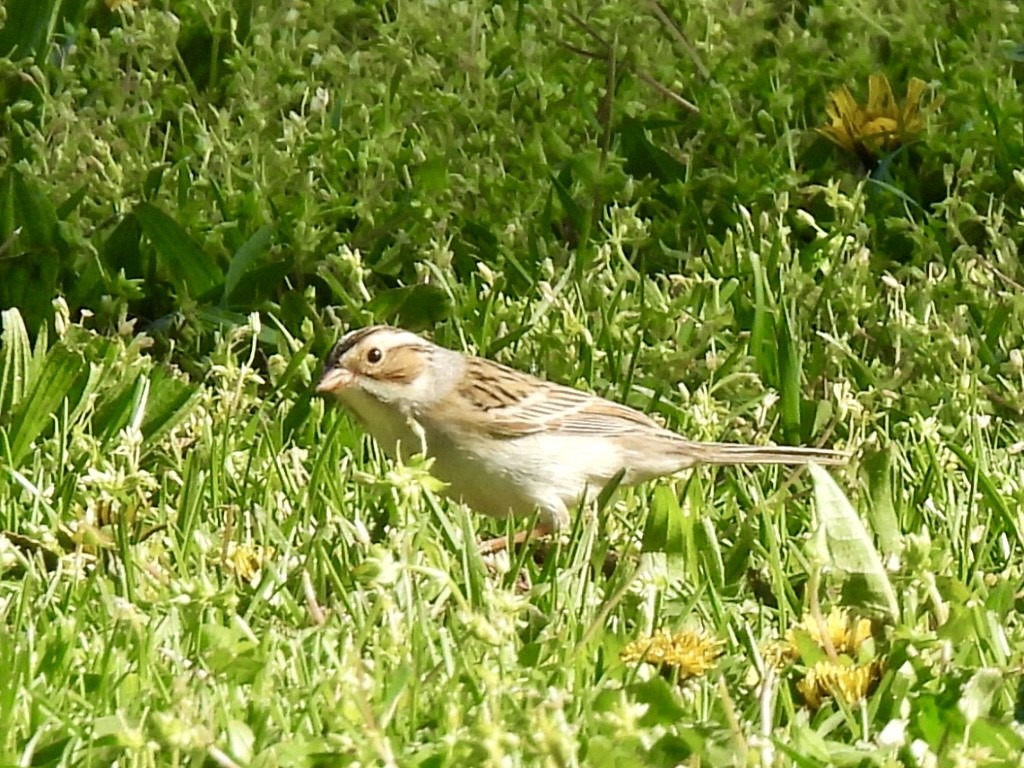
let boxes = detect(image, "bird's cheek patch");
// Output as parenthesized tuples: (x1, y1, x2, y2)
(379, 347, 427, 384)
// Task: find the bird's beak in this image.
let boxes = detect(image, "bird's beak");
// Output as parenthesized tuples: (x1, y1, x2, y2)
(316, 367, 354, 394)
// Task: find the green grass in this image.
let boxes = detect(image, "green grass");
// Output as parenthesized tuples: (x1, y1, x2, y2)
(3, 0, 1024, 764)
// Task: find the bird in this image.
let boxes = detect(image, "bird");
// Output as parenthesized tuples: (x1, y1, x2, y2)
(317, 325, 847, 551)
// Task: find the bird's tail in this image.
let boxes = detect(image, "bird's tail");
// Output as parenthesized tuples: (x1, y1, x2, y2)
(677, 441, 848, 466)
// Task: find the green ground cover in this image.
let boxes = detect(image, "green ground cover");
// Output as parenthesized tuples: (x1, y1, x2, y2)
(2, 0, 1024, 764)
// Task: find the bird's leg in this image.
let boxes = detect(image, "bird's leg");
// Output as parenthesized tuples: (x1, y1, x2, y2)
(478, 503, 566, 554)
(478, 522, 554, 555)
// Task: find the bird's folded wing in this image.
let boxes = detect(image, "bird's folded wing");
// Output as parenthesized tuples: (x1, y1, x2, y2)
(468, 378, 663, 439)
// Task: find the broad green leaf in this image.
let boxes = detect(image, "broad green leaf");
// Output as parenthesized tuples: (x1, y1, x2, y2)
(695, 517, 724, 589)
(13, 169, 60, 248)
(594, 468, 626, 513)
(102, 213, 144, 278)
(809, 464, 899, 622)
(550, 166, 588, 247)
(0, 0, 57, 58)
(642, 485, 686, 556)
(7, 344, 86, 467)
(787, 627, 829, 666)
(0, 308, 31, 416)
(90, 367, 146, 445)
(59, 331, 136, 434)
(648, 734, 695, 765)
(630, 678, 688, 726)
(862, 449, 903, 557)
(223, 225, 273, 304)
(139, 369, 201, 446)
(959, 668, 1001, 724)
(618, 117, 687, 184)
(196, 307, 280, 346)
(0, 170, 14, 241)
(134, 202, 221, 298)
(55, 185, 88, 220)
(364, 284, 450, 330)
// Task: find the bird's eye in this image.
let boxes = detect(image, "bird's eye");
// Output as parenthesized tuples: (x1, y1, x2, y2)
(366, 347, 383, 364)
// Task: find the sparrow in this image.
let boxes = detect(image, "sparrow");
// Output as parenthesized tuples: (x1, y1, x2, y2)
(317, 325, 847, 550)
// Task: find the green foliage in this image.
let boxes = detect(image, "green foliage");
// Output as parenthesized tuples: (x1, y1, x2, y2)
(0, 305, 199, 473)
(809, 464, 899, 621)
(2, 0, 1024, 764)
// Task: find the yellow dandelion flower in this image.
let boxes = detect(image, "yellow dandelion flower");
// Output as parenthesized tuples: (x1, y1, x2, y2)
(796, 658, 885, 710)
(223, 542, 274, 582)
(621, 629, 724, 678)
(787, 606, 872, 657)
(819, 74, 942, 162)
